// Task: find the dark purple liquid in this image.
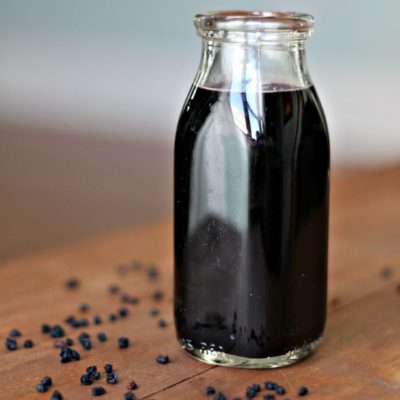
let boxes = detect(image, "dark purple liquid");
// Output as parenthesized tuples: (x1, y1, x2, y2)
(174, 85, 329, 358)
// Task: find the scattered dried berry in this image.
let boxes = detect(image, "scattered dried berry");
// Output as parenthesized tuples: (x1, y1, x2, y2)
(71, 318, 89, 328)
(118, 337, 129, 349)
(70, 320, 79, 328)
(80, 303, 90, 313)
(50, 325, 65, 338)
(66, 317, 76, 327)
(298, 387, 309, 396)
(93, 371, 101, 380)
(71, 349, 81, 361)
(106, 373, 118, 384)
(158, 319, 168, 328)
(51, 390, 63, 400)
(60, 348, 72, 363)
(109, 313, 118, 322)
(66, 338, 74, 346)
(86, 365, 97, 375)
(124, 392, 137, 400)
(118, 307, 129, 318)
(41, 376, 53, 388)
(92, 386, 106, 396)
(9, 329, 21, 337)
(121, 293, 130, 303)
(5, 337, 17, 351)
(81, 374, 93, 385)
(147, 265, 159, 280)
(24, 339, 34, 348)
(156, 354, 169, 364)
(246, 387, 257, 398)
(109, 284, 120, 295)
(121, 294, 140, 304)
(98, 332, 107, 342)
(380, 265, 394, 280)
(71, 348, 81, 360)
(264, 395, 275, 400)
(205, 386, 216, 395)
(104, 364, 113, 374)
(148, 307, 159, 316)
(41, 323, 51, 334)
(250, 384, 260, 393)
(127, 380, 138, 390)
(93, 315, 102, 325)
(64, 315, 75, 324)
(81, 339, 92, 350)
(213, 393, 226, 400)
(36, 383, 47, 393)
(130, 296, 140, 304)
(65, 278, 80, 290)
(152, 290, 164, 301)
(79, 332, 90, 340)
(275, 386, 286, 395)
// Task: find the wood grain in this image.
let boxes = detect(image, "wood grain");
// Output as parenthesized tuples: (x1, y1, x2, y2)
(0, 165, 399, 399)
(154, 283, 400, 400)
(0, 126, 173, 261)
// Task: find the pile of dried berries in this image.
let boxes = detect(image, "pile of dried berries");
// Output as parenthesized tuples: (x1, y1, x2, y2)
(3, 260, 170, 398)
(32, 261, 164, 397)
(80, 365, 101, 385)
(4, 329, 34, 351)
(3, 258, 316, 399)
(3, 257, 301, 400)
(35, 376, 53, 393)
(72, 360, 138, 397)
(60, 346, 81, 363)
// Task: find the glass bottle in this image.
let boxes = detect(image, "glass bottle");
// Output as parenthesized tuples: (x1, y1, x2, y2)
(174, 11, 329, 368)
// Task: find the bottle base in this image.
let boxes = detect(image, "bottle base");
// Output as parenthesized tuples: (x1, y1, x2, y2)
(179, 337, 321, 369)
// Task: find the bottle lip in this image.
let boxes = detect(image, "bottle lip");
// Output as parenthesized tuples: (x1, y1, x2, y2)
(194, 11, 314, 43)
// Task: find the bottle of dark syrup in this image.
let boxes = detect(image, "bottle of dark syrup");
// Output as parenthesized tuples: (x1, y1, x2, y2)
(174, 11, 329, 368)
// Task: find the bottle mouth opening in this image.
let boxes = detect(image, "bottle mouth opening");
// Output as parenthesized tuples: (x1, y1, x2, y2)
(194, 11, 314, 43)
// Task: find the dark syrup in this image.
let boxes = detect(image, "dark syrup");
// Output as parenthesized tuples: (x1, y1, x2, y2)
(174, 85, 329, 358)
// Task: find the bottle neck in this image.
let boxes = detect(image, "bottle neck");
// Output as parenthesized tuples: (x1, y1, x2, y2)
(195, 40, 312, 92)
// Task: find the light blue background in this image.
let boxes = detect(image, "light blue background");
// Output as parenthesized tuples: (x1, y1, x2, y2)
(1, 1, 399, 164)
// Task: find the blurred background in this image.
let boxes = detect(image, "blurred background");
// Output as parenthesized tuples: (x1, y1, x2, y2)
(1, 0, 399, 262)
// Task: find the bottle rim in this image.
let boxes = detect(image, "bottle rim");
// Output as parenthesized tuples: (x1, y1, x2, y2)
(194, 11, 314, 43)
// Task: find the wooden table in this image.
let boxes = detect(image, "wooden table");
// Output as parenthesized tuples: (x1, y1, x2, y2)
(0, 166, 399, 399)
